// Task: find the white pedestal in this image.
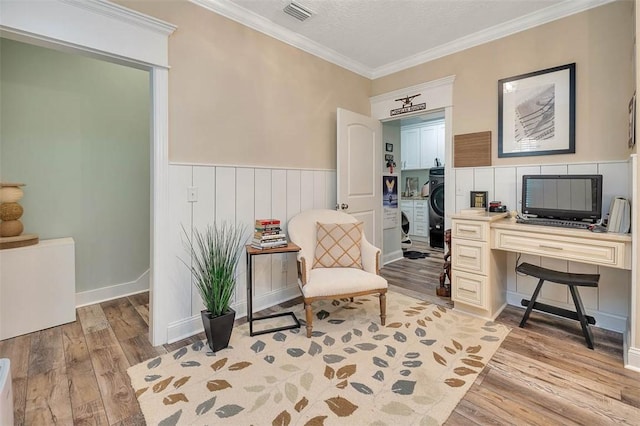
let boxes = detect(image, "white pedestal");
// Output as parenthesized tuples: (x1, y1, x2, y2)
(0, 238, 76, 340)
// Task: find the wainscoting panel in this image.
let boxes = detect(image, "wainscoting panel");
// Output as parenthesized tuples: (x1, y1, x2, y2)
(168, 165, 194, 323)
(166, 163, 336, 342)
(453, 160, 631, 332)
(234, 167, 256, 306)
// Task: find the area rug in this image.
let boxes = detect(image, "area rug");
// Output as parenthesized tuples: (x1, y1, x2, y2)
(127, 292, 509, 425)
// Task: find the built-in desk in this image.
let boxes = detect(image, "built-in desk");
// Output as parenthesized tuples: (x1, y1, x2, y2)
(450, 212, 632, 319)
(491, 219, 632, 270)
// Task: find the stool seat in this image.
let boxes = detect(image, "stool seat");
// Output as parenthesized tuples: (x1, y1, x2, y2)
(516, 262, 600, 349)
(516, 263, 599, 287)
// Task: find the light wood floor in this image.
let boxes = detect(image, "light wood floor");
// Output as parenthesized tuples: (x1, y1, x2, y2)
(1, 241, 639, 425)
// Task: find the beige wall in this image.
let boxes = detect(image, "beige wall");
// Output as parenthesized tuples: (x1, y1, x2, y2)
(373, 1, 635, 166)
(118, 0, 370, 170)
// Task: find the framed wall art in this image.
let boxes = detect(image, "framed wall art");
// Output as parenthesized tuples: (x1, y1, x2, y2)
(498, 63, 576, 158)
(385, 143, 394, 152)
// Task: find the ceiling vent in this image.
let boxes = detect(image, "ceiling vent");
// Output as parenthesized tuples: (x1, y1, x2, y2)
(283, 2, 313, 22)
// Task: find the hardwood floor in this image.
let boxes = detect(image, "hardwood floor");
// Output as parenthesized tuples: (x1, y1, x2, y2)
(1, 241, 639, 425)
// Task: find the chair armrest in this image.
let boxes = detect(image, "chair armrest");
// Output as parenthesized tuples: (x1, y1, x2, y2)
(297, 255, 308, 285)
(361, 239, 381, 274)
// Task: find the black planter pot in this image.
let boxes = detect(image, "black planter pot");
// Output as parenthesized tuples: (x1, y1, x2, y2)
(201, 308, 236, 352)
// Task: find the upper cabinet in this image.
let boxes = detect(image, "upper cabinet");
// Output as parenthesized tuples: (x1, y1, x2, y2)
(400, 128, 420, 170)
(401, 120, 445, 170)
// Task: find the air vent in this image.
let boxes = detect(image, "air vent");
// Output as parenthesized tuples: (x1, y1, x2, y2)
(283, 2, 313, 22)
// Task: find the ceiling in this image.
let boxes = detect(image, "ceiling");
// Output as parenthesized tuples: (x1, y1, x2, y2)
(192, 0, 613, 78)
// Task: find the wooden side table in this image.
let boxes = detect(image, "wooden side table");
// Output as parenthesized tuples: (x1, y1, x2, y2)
(245, 242, 301, 336)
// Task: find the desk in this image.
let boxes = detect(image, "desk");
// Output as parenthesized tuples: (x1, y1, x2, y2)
(450, 212, 632, 321)
(246, 243, 301, 336)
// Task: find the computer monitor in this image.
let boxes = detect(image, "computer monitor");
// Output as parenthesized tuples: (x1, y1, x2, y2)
(521, 174, 603, 222)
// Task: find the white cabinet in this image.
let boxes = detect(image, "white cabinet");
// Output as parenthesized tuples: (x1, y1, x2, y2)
(400, 128, 420, 170)
(451, 215, 506, 320)
(1, 238, 76, 340)
(413, 200, 429, 238)
(401, 121, 445, 170)
(400, 201, 414, 229)
(401, 199, 429, 240)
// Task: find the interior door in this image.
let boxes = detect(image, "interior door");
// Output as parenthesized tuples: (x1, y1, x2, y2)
(336, 108, 383, 249)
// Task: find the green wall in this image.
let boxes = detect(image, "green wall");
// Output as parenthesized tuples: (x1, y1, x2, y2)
(0, 38, 150, 294)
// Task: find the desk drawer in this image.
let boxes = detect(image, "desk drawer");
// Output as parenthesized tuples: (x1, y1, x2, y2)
(451, 239, 487, 274)
(452, 220, 487, 241)
(452, 270, 486, 308)
(492, 229, 626, 269)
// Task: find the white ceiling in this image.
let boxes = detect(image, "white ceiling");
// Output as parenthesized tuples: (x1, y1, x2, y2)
(191, 0, 613, 78)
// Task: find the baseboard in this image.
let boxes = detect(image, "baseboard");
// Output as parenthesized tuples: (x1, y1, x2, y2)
(166, 286, 301, 344)
(75, 269, 150, 307)
(624, 341, 640, 371)
(506, 291, 627, 333)
(383, 250, 404, 265)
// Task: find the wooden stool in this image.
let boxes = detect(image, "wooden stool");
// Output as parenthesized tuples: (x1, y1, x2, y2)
(516, 262, 600, 349)
(437, 229, 451, 297)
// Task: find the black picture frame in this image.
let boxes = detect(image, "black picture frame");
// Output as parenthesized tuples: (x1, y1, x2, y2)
(470, 191, 488, 210)
(385, 143, 393, 152)
(498, 63, 576, 158)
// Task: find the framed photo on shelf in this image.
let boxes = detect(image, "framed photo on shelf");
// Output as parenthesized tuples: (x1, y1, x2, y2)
(470, 191, 488, 210)
(498, 63, 576, 158)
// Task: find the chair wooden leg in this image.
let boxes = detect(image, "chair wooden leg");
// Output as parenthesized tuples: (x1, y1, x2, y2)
(304, 302, 313, 338)
(379, 292, 387, 326)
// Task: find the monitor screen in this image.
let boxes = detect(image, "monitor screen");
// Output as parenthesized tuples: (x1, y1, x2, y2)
(521, 174, 603, 221)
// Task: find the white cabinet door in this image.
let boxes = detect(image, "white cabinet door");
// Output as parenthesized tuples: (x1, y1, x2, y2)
(401, 128, 420, 170)
(413, 200, 429, 237)
(420, 126, 438, 169)
(435, 123, 445, 166)
(400, 201, 414, 230)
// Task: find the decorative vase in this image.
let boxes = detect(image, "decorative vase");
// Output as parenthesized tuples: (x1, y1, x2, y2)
(0, 183, 25, 238)
(201, 308, 236, 352)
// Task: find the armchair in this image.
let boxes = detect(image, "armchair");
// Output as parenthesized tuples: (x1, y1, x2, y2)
(287, 209, 388, 337)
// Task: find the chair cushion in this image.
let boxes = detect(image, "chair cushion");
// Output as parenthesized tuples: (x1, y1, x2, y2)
(301, 267, 388, 298)
(313, 222, 363, 269)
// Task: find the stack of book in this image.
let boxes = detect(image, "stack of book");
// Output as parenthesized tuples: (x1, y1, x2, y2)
(252, 219, 287, 249)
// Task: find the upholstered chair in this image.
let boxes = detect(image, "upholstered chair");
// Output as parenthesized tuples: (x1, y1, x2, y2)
(287, 209, 388, 337)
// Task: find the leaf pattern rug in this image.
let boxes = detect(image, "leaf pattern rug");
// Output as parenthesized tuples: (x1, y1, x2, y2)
(127, 291, 510, 425)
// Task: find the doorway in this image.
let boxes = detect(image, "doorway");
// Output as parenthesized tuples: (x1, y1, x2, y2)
(378, 109, 450, 302)
(381, 109, 447, 259)
(1, 0, 175, 345)
(0, 38, 151, 303)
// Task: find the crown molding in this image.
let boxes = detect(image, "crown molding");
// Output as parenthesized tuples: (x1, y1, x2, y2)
(189, 0, 372, 78)
(371, 0, 616, 79)
(61, 0, 176, 35)
(191, 0, 615, 81)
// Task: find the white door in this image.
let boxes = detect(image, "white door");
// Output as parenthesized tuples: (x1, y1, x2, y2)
(337, 108, 383, 249)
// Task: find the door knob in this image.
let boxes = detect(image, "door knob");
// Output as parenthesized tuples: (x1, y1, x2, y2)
(341, 203, 349, 210)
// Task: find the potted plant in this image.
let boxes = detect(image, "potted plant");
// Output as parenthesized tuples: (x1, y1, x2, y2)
(184, 222, 247, 352)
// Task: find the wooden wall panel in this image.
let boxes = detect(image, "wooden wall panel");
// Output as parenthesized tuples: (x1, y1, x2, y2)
(453, 131, 491, 167)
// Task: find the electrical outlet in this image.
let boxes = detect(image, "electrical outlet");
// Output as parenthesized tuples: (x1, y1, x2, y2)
(187, 186, 198, 202)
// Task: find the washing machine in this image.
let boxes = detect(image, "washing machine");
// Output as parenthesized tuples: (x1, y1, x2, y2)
(428, 167, 445, 249)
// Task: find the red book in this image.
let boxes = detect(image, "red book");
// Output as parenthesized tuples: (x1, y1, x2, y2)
(255, 219, 281, 226)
